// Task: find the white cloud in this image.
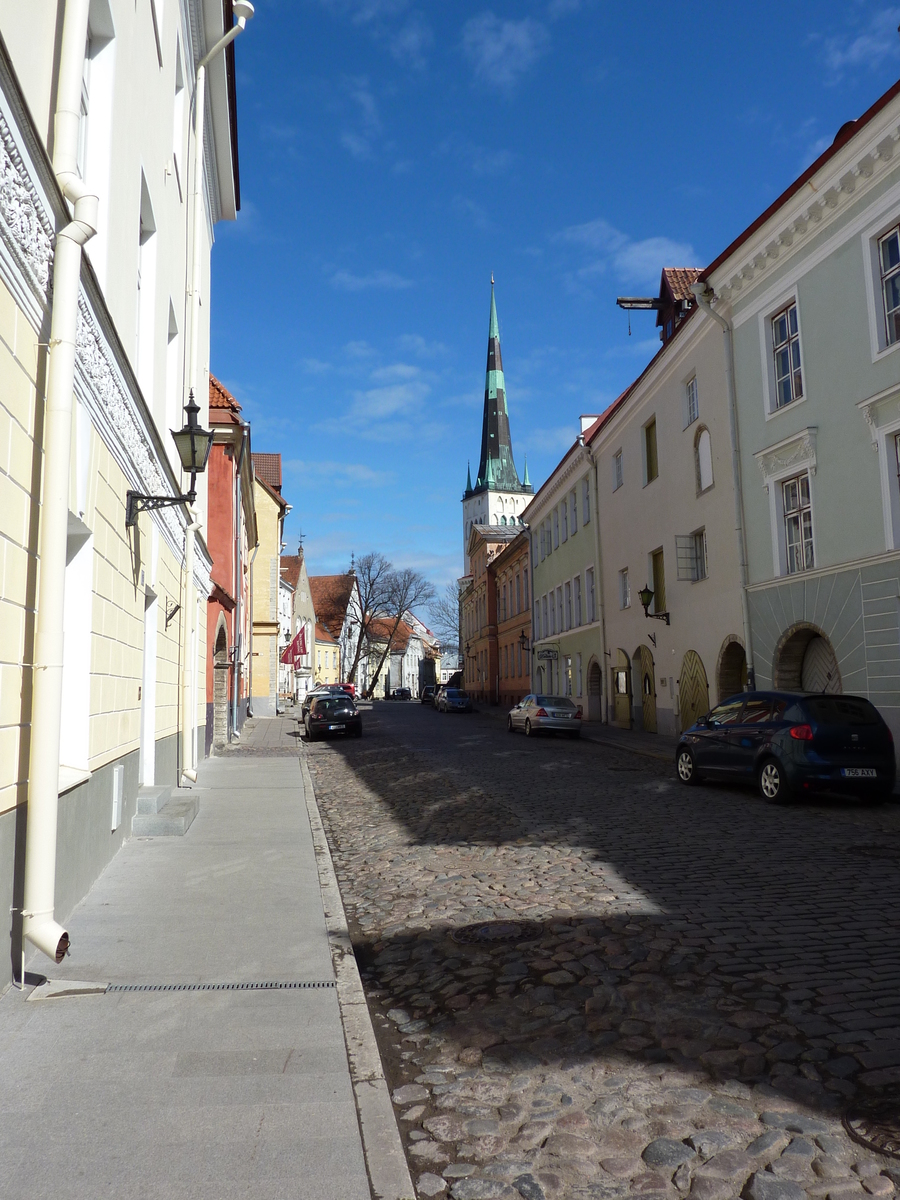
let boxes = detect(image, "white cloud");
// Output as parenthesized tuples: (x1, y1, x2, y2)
(283, 459, 394, 486)
(451, 194, 491, 231)
(302, 357, 332, 374)
(330, 268, 415, 291)
(396, 333, 449, 357)
(557, 217, 697, 291)
(340, 76, 383, 159)
(390, 15, 433, 68)
(547, 0, 582, 17)
(823, 7, 900, 74)
(344, 339, 377, 357)
(522, 424, 577, 453)
(369, 362, 422, 383)
(462, 12, 550, 88)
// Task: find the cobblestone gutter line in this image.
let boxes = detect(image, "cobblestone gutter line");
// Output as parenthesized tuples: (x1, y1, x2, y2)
(300, 750, 416, 1200)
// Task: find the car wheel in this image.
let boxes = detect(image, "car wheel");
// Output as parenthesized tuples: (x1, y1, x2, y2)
(676, 748, 700, 785)
(306, 726, 317, 742)
(525, 719, 534, 737)
(507, 716, 514, 732)
(759, 758, 791, 804)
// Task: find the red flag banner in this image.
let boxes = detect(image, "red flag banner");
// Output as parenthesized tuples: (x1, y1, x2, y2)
(298, 625, 307, 656)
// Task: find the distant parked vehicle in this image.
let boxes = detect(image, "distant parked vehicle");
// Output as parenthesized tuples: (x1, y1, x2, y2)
(437, 688, 472, 713)
(305, 693, 362, 741)
(338, 682, 356, 698)
(421, 685, 436, 705)
(676, 690, 896, 804)
(507, 695, 582, 738)
(391, 687, 412, 701)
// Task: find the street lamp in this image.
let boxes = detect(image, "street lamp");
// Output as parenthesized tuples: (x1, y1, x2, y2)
(518, 630, 530, 653)
(125, 392, 214, 526)
(638, 583, 670, 625)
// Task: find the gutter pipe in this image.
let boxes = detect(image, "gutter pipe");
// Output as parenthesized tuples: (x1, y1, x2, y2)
(181, 4, 252, 784)
(580, 437, 610, 724)
(23, 0, 99, 964)
(690, 282, 756, 689)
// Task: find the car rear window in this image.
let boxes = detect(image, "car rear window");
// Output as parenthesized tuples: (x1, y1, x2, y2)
(804, 696, 881, 726)
(537, 696, 575, 708)
(316, 698, 356, 713)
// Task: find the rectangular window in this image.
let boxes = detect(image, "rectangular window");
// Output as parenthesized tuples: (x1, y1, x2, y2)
(553, 510, 559, 548)
(576, 652, 582, 698)
(523, 571, 528, 608)
(502, 584, 507, 622)
(582, 476, 590, 523)
(586, 568, 595, 623)
(540, 525, 545, 561)
(564, 655, 573, 696)
(574, 575, 582, 626)
(880, 224, 900, 346)
(556, 587, 563, 634)
(675, 530, 708, 581)
(548, 593, 555, 636)
(644, 419, 658, 483)
(613, 449, 623, 491)
(524, 646, 529, 676)
(619, 568, 630, 609)
(535, 599, 542, 640)
(570, 489, 577, 533)
(561, 498, 568, 542)
(651, 549, 666, 613)
(772, 302, 803, 408)
(542, 594, 549, 636)
(515, 574, 521, 614)
(503, 645, 508, 678)
(564, 581, 572, 631)
(685, 376, 699, 427)
(783, 472, 814, 574)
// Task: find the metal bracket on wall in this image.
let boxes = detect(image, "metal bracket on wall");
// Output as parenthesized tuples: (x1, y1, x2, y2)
(165, 599, 181, 629)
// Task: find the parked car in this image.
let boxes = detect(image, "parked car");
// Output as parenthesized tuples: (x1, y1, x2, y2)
(508, 694, 582, 738)
(338, 682, 356, 698)
(391, 687, 412, 701)
(437, 687, 472, 713)
(675, 691, 896, 804)
(421, 685, 436, 705)
(301, 686, 343, 719)
(305, 693, 362, 741)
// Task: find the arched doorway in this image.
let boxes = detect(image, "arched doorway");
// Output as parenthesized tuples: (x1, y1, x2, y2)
(612, 649, 631, 728)
(213, 619, 229, 748)
(717, 636, 747, 702)
(587, 658, 602, 722)
(635, 645, 656, 733)
(775, 624, 842, 693)
(678, 649, 710, 731)
(535, 665, 544, 694)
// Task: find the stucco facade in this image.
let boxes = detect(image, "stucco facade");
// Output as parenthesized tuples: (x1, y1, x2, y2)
(491, 531, 532, 710)
(250, 463, 288, 717)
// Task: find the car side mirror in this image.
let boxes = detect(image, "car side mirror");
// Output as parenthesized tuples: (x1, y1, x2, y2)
(699, 714, 711, 728)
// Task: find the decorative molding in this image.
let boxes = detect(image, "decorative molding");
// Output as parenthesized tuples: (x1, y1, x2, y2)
(0, 73, 211, 596)
(858, 385, 900, 447)
(754, 426, 818, 487)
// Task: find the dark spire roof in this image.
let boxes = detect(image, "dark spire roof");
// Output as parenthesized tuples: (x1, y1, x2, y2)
(467, 281, 531, 498)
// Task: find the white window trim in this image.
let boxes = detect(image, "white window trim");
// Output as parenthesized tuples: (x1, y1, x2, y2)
(683, 372, 699, 429)
(757, 289, 809, 422)
(858, 385, 900, 548)
(612, 449, 623, 492)
(753, 427, 818, 577)
(862, 210, 900, 363)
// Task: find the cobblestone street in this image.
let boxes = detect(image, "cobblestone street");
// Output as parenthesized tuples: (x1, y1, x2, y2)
(306, 702, 900, 1200)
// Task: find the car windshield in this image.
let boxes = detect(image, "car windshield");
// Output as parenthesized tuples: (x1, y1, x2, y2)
(804, 696, 880, 726)
(446, 689, 468, 698)
(316, 698, 355, 713)
(536, 696, 575, 708)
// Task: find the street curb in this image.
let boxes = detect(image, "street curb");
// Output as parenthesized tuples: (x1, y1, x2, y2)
(300, 752, 416, 1200)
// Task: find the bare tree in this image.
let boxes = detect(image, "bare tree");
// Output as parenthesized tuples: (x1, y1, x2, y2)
(343, 552, 393, 685)
(428, 580, 462, 656)
(365, 568, 436, 697)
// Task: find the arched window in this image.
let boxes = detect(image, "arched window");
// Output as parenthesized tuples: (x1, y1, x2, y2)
(696, 427, 713, 493)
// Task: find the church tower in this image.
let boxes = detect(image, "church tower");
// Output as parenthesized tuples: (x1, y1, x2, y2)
(462, 280, 532, 573)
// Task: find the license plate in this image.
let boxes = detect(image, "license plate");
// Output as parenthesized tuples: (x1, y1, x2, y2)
(328, 724, 343, 731)
(841, 768, 877, 778)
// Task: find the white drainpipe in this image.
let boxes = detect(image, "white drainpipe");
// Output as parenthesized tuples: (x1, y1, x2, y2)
(180, 5, 252, 784)
(690, 281, 756, 689)
(22, 0, 99, 965)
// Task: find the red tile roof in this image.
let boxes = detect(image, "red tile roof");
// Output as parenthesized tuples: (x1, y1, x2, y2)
(315, 623, 337, 645)
(309, 574, 356, 639)
(209, 374, 242, 424)
(280, 554, 303, 590)
(252, 453, 282, 491)
(367, 617, 412, 653)
(662, 267, 702, 303)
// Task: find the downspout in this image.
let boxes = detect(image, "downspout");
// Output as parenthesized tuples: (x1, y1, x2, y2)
(580, 437, 610, 723)
(23, 0, 99, 964)
(180, 5, 251, 784)
(690, 282, 756, 689)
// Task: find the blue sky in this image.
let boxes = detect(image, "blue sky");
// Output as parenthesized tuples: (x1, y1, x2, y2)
(212, 1, 900, 590)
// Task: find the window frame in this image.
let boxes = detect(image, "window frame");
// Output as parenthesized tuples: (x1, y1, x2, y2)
(782, 471, 815, 575)
(695, 425, 714, 494)
(879, 222, 900, 349)
(758, 291, 808, 420)
(561, 498, 568, 543)
(863, 208, 900, 362)
(582, 476, 591, 523)
(618, 567, 630, 610)
(684, 375, 699, 429)
(585, 567, 595, 623)
(612, 448, 623, 491)
(643, 418, 659, 484)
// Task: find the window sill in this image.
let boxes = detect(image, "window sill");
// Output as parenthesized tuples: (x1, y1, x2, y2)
(872, 339, 900, 364)
(765, 393, 808, 422)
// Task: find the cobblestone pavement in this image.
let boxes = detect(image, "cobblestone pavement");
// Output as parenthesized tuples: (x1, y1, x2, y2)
(306, 702, 900, 1200)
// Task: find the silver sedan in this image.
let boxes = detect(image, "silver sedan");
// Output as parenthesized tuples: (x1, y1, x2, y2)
(507, 694, 582, 738)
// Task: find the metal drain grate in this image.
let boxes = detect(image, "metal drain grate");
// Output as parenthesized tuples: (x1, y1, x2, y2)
(451, 921, 542, 945)
(106, 980, 336, 993)
(843, 1089, 900, 1158)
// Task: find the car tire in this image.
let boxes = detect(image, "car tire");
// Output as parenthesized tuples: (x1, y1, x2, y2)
(306, 727, 317, 742)
(759, 758, 792, 804)
(507, 716, 514, 732)
(525, 719, 535, 737)
(676, 747, 701, 785)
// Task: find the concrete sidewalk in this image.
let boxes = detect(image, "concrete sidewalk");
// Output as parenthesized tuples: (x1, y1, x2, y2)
(0, 747, 373, 1199)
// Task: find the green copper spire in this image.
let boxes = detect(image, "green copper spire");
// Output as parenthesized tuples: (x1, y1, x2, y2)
(465, 460, 473, 493)
(522, 454, 531, 488)
(475, 280, 528, 493)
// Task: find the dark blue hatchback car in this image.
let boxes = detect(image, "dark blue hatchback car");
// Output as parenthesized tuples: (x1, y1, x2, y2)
(675, 691, 896, 804)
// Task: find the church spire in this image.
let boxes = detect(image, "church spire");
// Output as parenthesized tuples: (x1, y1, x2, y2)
(465, 460, 472, 492)
(476, 280, 525, 494)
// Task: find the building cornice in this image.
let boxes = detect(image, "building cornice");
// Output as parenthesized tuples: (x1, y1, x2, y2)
(706, 96, 900, 305)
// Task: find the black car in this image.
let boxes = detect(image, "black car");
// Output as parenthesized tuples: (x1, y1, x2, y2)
(301, 685, 346, 719)
(391, 687, 412, 701)
(421, 685, 436, 705)
(305, 694, 362, 740)
(676, 691, 895, 804)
